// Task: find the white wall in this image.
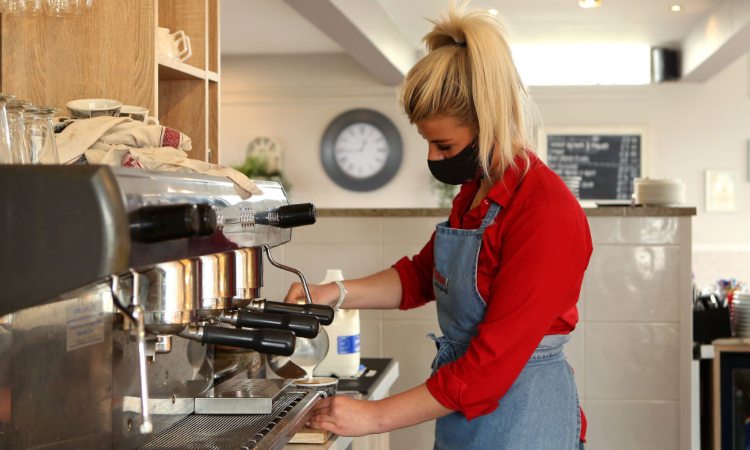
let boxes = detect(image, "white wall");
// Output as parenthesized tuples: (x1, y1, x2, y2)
(220, 52, 750, 287)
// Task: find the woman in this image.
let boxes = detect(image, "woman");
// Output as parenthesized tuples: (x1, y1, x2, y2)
(285, 3, 592, 449)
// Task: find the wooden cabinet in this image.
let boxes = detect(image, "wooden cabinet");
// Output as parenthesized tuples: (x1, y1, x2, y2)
(1, 0, 220, 162)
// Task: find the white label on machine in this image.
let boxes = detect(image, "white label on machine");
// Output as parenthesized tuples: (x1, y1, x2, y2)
(66, 299, 105, 351)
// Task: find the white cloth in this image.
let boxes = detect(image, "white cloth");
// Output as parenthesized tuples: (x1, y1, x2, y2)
(56, 116, 261, 198)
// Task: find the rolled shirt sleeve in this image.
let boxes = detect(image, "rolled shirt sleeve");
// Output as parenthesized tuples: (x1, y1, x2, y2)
(393, 231, 437, 310)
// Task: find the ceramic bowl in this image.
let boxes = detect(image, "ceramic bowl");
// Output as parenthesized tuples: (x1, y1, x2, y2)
(66, 98, 122, 119)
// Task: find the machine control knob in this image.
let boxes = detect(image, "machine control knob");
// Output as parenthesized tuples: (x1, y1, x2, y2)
(254, 203, 316, 228)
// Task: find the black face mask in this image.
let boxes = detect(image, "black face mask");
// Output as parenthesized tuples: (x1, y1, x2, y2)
(428, 140, 482, 185)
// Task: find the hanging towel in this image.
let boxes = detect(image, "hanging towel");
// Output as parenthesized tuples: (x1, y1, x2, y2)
(56, 116, 261, 198)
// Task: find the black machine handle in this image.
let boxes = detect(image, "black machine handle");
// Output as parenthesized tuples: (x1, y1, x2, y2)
(254, 203, 316, 228)
(262, 300, 335, 326)
(129, 203, 217, 243)
(201, 326, 296, 356)
(235, 310, 320, 339)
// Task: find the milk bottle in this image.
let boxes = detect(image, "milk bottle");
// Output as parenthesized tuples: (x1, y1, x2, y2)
(314, 269, 361, 377)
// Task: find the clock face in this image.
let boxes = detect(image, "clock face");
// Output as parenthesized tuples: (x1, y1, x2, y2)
(321, 109, 403, 192)
(333, 122, 389, 179)
(247, 136, 282, 173)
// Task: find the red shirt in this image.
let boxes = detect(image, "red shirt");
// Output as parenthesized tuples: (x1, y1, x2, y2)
(393, 152, 592, 434)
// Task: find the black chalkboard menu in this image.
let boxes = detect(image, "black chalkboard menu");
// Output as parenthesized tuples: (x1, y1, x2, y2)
(546, 133, 642, 201)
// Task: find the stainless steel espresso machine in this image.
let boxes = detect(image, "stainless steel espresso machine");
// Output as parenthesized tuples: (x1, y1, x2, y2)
(0, 165, 335, 449)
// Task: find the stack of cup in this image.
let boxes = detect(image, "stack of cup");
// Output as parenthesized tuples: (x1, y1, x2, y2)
(733, 293, 750, 338)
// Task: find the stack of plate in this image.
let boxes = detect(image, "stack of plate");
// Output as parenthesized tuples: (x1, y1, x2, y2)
(561, 176, 581, 199)
(733, 293, 750, 337)
(634, 178, 685, 206)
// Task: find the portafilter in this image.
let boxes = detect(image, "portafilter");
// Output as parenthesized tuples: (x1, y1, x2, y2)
(195, 251, 235, 319)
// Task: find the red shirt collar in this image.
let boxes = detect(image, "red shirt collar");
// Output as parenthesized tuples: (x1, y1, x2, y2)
(456, 150, 540, 209)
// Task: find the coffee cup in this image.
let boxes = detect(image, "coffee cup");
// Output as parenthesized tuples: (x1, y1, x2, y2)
(292, 376, 339, 398)
(119, 105, 159, 124)
(120, 105, 148, 121)
(157, 27, 192, 62)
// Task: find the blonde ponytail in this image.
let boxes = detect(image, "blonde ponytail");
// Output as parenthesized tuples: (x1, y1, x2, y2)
(400, 1, 538, 179)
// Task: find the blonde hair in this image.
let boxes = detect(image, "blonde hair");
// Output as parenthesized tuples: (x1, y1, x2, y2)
(400, 1, 538, 179)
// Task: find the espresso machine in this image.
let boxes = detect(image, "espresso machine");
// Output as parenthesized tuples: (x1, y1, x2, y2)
(0, 165, 335, 449)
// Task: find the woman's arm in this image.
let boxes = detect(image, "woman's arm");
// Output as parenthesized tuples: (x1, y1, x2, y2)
(284, 267, 403, 310)
(306, 384, 453, 436)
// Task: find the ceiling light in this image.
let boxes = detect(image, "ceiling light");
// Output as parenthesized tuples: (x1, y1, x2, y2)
(578, 0, 602, 8)
(488, 8, 499, 16)
(670, 4, 682, 12)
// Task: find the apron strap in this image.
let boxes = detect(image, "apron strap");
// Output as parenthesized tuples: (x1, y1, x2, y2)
(478, 202, 502, 231)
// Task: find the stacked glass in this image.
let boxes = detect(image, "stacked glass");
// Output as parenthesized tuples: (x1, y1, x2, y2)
(0, 0, 92, 16)
(0, 95, 60, 165)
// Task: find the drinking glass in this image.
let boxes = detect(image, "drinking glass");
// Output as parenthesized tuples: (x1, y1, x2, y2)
(6, 100, 31, 164)
(5, 0, 42, 15)
(44, 0, 92, 17)
(24, 107, 60, 164)
(0, 94, 14, 164)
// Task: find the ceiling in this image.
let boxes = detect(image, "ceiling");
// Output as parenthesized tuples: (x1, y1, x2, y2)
(221, 0, 719, 55)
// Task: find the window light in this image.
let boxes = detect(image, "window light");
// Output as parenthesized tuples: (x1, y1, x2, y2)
(512, 43, 652, 86)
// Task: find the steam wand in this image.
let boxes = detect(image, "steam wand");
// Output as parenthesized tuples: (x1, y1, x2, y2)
(263, 245, 313, 305)
(110, 273, 153, 434)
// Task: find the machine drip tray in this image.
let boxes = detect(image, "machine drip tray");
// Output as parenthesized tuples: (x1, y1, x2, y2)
(195, 378, 295, 414)
(138, 390, 319, 450)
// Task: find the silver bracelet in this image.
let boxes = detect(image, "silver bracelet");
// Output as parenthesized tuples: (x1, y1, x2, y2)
(333, 280, 347, 310)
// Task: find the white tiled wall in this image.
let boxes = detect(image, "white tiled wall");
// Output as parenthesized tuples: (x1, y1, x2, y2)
(273, 214, 693, 450)
(580, 216, 692, 450)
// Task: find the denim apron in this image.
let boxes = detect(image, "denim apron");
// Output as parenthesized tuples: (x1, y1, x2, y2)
(430, 202, 582, 450)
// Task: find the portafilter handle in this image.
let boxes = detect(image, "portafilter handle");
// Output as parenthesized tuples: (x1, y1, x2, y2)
(218, 310, 321, 338)
(179, 325, 296, 356)
(245, 299, 335, 326)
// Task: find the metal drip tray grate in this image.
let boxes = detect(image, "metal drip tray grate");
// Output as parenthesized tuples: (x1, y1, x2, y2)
(138, 391, 316, 450)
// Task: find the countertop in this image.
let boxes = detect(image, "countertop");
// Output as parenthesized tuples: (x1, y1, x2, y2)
(283, 358, 400, 450)
(316, 206, 697, 218)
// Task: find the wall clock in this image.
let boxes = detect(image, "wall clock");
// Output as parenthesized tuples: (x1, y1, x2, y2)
(320, 108, 403, 192)
(247, 135, 282, 173)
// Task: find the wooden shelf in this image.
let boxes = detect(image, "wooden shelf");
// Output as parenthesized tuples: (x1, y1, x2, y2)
(158, 56, 208, 80)
(2, 0, 220, 162)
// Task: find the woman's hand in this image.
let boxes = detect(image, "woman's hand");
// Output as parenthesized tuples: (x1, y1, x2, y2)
(284, 281, 339, 306)
(306, 396, 384, 437)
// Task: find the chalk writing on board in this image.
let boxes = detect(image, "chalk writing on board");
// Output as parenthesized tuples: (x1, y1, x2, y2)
(546, 134, 641, 200)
